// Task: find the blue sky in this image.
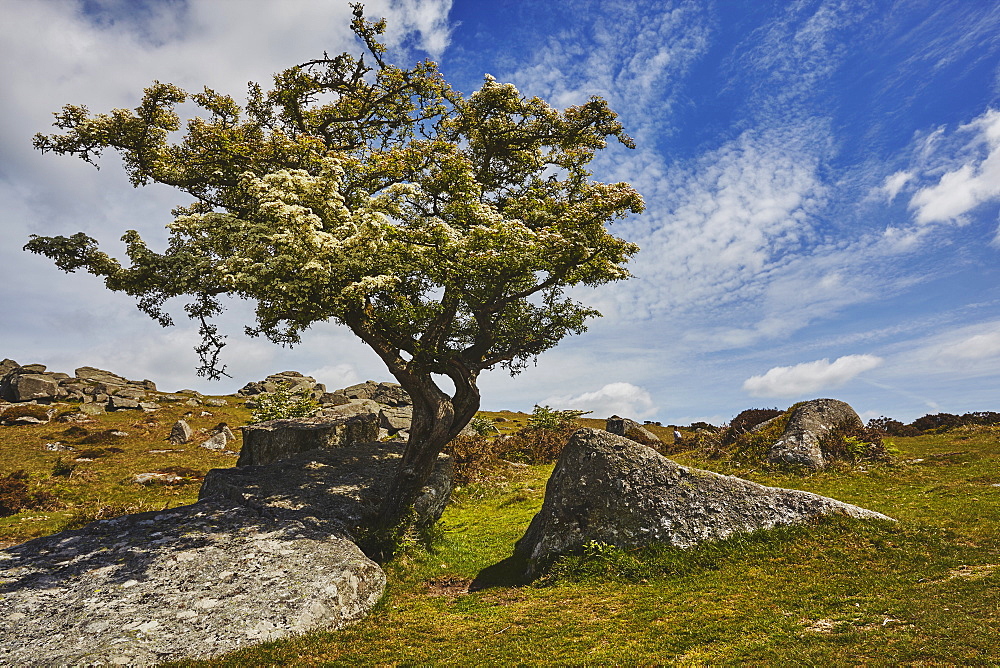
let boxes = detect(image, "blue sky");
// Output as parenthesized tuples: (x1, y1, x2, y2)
(1, 0, 998, 425)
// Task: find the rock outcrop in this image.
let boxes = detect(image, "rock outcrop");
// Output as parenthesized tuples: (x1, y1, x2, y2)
(0, 359, 164, 409)
(0, 501, 385, 666)
(202, 442, 453, 533)
(515, 429, 893, 577)
(767, 399, 864, 469)
(237, 413, 380, 467)
(237, 371, 326, 400)
(606, 415, 662, 448)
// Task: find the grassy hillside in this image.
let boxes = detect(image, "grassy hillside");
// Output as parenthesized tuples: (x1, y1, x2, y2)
(2, 406, 998, 664)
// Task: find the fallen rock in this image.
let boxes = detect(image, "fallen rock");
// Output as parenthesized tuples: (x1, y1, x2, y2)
(201, 443, 453, 534)
(606, 415, 662, 448)
(200, 432, 228, 451)
(108, 396, 141, 411)
(767, 399, 864, 469)
(0, 502, 385, 665)
(133, 471, 183, 485)
(515, 429, 893, 577)
(169, 420, 193, 445)
(237, 413, 379, 467)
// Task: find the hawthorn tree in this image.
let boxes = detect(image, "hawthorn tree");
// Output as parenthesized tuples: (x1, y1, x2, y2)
(26, 5, 643, 545)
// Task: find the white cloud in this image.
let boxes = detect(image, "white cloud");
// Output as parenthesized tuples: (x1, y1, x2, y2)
(541, 382, 656, 420)
(742, 354, 883, 398)
(907, 108, 1000, 225)
(882, 170, 913, 202)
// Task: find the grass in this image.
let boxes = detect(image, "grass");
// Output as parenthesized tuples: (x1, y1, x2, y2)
(0, 397, 245, 545)
(3, 407, 999, 664)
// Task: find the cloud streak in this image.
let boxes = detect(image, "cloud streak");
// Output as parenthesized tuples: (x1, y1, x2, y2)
(743, 354, 883, 398)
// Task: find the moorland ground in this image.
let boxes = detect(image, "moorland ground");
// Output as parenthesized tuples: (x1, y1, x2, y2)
(1, 401, 998, 665)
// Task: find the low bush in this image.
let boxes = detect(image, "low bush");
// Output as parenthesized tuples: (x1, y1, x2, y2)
(249, 383, 319, 423)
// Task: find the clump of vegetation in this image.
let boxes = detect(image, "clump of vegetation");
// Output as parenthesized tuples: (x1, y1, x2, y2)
(250, 383, 319, 423)
(446, 406, 587, 486)
(526, 405, 591, 431)
(50, 457, 76, 477)
(78, 429, 128, 445)
(1, 404, 52, 422)
(691, 403, 896, 470)
(818, 424, 898, 465)
(867, 411, 1000, 436)
(0, 470, 58, 517)
(468, 416, 499, 436)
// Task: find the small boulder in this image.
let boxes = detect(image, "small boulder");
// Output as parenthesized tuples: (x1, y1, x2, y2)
(606, 415, 662, 449)
(200, 432, 229, 451)
(515, 429, 893, 577)
(168, 420, 193, 445)
(107, 396, 141, 411)
(767, 399, 864, 469)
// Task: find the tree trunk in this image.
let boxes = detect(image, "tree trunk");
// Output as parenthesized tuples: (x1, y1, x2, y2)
(371, 367, 480, 558)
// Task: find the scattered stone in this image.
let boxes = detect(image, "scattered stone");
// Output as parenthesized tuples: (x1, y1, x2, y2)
(606, 415, 662, 448)
(202, 442, 453, 533)
(237, 414, 380, 467)
(168, 420, 193, 445)
(184, 398, 201, 407)
(45, 443, 75, 452)
(78, 403, 106, 416)
(0, 502, 385, 665)
(767, 399, 864, 470)
(213, 423, 236, 442)
(139, 402, 160, 412)
(515, 429, 893, 577)
(200, 432, 229, 451)
(133, 472, 184, 485)
(204, 398, 228, 407)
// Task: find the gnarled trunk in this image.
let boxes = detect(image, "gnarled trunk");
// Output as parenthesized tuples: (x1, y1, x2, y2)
(372, 364, 480, 556)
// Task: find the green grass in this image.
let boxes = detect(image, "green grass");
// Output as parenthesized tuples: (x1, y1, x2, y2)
(3, 407, 999, 664)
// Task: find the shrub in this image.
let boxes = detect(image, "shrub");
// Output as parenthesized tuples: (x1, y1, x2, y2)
(250, 383, 319, 423)
(526, 405, 591, 431)
(726, 408, 783, 442)
(51, 457, 75, 477)
(867, 416, 919, 437)
(468, 415, 499, 436)
(818, 424, 897, 465)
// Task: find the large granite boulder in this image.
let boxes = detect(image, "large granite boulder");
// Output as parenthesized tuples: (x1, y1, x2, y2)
(606, 415, 662, 448)
(0, 501, 385, 666)
(335, 381, 411, 407)
(237, 413, 379, 467)
(515, 429, 892, 577)
(201, 443, 453, 534)
(767, 399, 864, 469)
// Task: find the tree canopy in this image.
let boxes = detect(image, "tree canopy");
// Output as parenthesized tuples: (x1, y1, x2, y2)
(26, 5, 643, 547)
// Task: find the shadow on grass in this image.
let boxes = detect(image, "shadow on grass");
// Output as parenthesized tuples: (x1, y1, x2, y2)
(470, 553, 532, 590)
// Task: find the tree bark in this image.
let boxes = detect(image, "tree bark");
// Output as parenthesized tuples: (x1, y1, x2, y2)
(372, 365, 480, 558)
